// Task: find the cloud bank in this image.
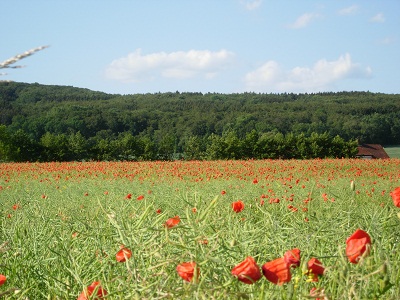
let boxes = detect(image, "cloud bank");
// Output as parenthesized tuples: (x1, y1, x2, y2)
(106, 49, 235, 82)
(244, 53, 372, 93)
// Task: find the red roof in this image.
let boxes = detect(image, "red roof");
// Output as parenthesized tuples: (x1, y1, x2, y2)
(356, 144, 390, 159)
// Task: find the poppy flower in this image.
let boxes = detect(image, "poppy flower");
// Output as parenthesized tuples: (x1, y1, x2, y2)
(12, 204, 20, 210)
(137, 195, 144, 200)
(391, 187, 400, 208)
(346, 229, 371, 264)
(125, 193, 132, 199)
(164, 216, 180, 228)
(307, 258, 325, 281)
(116, 246, 132, 262)
(232, 200, 245, 213)
(231, 256, 262, 284)
(176, 262, 200, 282)
(0, 274, 6, 286)
(262, 257, 291, 285)
(284, 248, 301, 268)
(77, 281, 107, 300)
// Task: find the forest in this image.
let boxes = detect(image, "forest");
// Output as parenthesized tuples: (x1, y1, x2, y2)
(1, 82, 399, 162)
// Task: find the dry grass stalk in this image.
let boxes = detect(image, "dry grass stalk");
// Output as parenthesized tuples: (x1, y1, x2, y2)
(0, 45, 49, 80)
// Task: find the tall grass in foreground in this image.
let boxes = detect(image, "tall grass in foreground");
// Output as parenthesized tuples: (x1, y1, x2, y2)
(0, 159, 399, 299)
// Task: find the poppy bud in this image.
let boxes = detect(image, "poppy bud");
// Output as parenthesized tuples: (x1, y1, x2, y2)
(350, 180, 355, 191)
(231, 256, 262, 284)
(346, 229, 371, 264)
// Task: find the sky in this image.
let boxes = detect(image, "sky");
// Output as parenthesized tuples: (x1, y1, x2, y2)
(1, 0, 399, 95)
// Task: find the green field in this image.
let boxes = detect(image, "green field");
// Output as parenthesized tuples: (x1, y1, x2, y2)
(384, 146, 400, 158)
(0, 160, 399, 299)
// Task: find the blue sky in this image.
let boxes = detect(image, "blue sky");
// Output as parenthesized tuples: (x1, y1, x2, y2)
(2, 0, 399, 94)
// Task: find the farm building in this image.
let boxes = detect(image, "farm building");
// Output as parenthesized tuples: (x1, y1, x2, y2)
(356, 144, 390, 159)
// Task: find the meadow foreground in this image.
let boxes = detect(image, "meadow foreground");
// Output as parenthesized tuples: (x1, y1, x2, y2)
(0, 159, 399, 299)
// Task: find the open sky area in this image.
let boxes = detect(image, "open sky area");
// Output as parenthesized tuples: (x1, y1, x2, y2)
(1, 0, 399, 95)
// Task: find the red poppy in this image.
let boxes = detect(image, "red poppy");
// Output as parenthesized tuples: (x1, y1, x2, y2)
(346, 229, 371, 264)
(232, 200, 245, 213)
(0, 274, 6, 286)
(391, 187, 400, 208)
(156, 208, 162, 214)
(307, 258, 325, 281)
(137, 195, 144, 200)
(116, 246, 132, 262)
(262, 257, 291, 285)
(77, 281, 107, 300)
(221, 190, 226, 195)
(176, 262, 200, 282)
(283, 248, 301, 268)
(231, 256, 262, 284)
(12, 204, 20, 210)
(125, 193, 132, 199)
(164, 216, 180, 228)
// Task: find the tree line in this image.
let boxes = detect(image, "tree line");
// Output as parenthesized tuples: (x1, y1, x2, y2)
(0, 126, 357, 162)
(1, 82, 398, 161)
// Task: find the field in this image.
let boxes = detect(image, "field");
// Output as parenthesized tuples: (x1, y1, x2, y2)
(384, 146, 400, 159)
(0, 159, 399, 299)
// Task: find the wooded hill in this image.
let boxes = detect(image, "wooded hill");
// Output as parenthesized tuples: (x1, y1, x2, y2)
(0, 82, 399, 161)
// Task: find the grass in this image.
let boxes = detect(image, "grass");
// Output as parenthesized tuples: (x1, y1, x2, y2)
(0, 159, 400, 299)
(384, 146, 400, 158)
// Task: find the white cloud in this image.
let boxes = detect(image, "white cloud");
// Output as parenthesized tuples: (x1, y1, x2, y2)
(338, 5, 359, 15)
(241, 0, 262, 11)
(287, 13, 321, 29)
(244, 53, 372, 93)
(370, 13, 385, 23)
(105, 49, 235, 82)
